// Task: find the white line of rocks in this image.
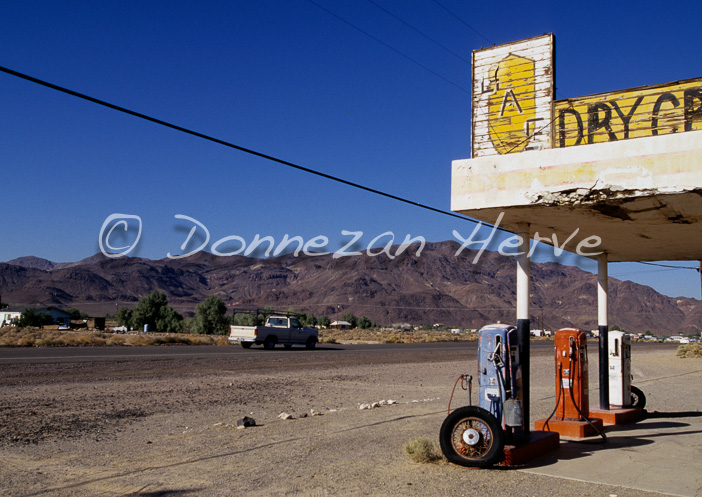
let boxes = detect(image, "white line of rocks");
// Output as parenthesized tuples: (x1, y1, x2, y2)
(232, 398, 440, 428)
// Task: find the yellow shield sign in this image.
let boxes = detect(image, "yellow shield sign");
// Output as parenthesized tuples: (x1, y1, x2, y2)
(487, 54, 536, 154)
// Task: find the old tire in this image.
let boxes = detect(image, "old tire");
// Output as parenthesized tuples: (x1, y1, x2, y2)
(305, 337, 318, 350)
(263, 337, 276, 350)
(439, 406, 504, 467)
(240, 342, 252, 349)
(631, 385, 646, 410)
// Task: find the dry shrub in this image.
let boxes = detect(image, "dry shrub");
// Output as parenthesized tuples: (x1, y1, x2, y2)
(677, 344, 702, 358)
(0, 326, 230, 347)
(403, 437, 445, 464)
(123, 335, 151, 346)
(322, 328, 478, 344)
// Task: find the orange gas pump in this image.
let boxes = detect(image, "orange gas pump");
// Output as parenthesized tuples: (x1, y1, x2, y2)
(535, 328, 605, 439)
(554, 328, 588, 421)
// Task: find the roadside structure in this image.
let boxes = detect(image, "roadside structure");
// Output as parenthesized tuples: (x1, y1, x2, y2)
(451, 33, 702, 429)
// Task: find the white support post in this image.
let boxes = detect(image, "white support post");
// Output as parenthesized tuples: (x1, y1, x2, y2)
(516, 223, 531, 432)
(598, 253, 609, 410)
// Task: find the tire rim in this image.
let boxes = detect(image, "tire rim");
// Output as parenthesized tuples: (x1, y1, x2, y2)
(452, 418, 493, 459)
(462, 428, 481, 445)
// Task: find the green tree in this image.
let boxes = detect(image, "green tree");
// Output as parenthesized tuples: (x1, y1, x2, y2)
(194, 295, 229, 335)
(318, 316, 331, 329)
(19, 308, 53, 327)
(231, 312, 256, 326)
(132, 291, 183, 333)
(358, 316, 372, 329)
(341, 312, 358, 328)
(303, 313, 318, 327)
(234, 312, 256, 326)
(115, 307, 133, 329)
(180, 317, 196, 334)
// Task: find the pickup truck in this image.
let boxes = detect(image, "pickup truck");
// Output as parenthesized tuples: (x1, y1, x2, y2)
(228, 315, 319, 350)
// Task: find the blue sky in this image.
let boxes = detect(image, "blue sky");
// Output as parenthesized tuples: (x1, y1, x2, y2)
(1, 0, 700, 299)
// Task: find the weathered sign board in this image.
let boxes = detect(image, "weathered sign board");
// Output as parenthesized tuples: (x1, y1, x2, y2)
(555, 79, 702, 148)
(471, 34, 702, 156)
(471, 34, 554, 158)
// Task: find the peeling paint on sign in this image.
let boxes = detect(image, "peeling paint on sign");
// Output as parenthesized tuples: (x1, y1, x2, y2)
(555, 78, 702, 148)
(472, 34, 554, 158)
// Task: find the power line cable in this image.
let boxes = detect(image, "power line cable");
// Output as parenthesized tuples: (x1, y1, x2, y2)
(306, 0, 469, 93)
(365, 0, 471, 64)
(1, 66, 697, 275)
(429, 0, 493, 45)
(0, 65, 487, 227)
(305, 1, 512, 160)
(636, 261, 700, 271)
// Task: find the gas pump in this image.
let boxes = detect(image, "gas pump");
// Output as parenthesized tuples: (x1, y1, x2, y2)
(440, 324, 525, 467)
(608, 331, 646, 409)
(554, 328, 589, 421)
(537, 327, 605, 439)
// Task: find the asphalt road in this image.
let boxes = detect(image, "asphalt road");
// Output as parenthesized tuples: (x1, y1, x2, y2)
(0, 340, 673, 384)
(0, 340, 558, 363)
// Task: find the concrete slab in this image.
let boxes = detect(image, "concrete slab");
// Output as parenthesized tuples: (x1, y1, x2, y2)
(520, 412, 702, 496)
(534, 416, 605, 439)
(590, 407, 645, 425)
(502, 430, 560, 466)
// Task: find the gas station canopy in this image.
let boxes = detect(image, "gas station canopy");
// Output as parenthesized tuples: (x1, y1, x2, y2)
(451, 34, 702, 262)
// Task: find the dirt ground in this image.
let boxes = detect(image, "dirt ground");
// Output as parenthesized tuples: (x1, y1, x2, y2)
(0, 342, 695, 497)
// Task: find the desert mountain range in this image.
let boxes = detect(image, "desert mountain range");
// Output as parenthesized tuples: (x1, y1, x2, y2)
(2, 241, 700, 335)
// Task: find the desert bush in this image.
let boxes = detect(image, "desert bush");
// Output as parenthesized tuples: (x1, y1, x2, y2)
(677, 344, 702, 358)
(403, 437, 445, 464)
(0, 326, 228, 347)
(320, 328, 478, 344)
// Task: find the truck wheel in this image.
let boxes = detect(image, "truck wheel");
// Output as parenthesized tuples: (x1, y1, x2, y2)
(439, 406, 504, 467)
(305, 337, 318, 349)
(240, 342, 252, 349)
(631, 385, 646, 410)
(263, 337, 276, 350)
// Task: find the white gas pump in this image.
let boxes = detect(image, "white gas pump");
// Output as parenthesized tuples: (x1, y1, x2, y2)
(608, 331, 646, 409)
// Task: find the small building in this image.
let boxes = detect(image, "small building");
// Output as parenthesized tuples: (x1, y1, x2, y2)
(0, 307, 22, 326)
(532, 329, 553, 337)
(392, 323, 413, 331)
(87, 317, 106, 330)
(330, 320, 352, 330)
(35, 307, 74, 327)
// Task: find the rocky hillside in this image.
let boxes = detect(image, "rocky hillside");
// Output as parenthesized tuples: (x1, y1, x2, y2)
(1, 241, 699, 335)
